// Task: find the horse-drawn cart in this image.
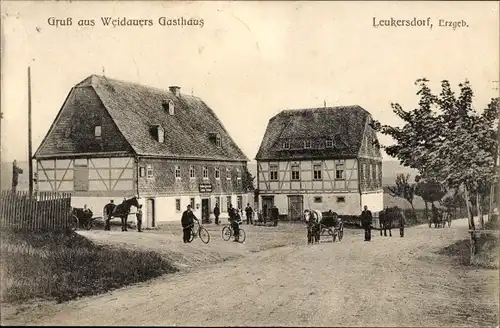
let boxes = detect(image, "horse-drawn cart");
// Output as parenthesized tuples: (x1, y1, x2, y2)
(305, 209, 344, 243)
(71, 207, 95, 231)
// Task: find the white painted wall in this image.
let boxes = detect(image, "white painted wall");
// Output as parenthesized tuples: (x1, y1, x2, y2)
(259, 192, 362, 216)
(360, 191, 384, 213)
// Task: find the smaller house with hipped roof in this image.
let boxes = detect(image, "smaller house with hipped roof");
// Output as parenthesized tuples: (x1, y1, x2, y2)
(255, 105, 383, 220)
(34, 75, 251, 227)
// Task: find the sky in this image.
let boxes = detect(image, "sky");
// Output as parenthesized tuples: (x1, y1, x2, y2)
(1, 1, 499, 164)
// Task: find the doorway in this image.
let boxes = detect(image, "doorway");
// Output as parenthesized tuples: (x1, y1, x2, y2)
(288, 195, 303, 221)
(147, 198, 155, 228)
(201, 198, 210, 223)
(261, 196, 274, 219)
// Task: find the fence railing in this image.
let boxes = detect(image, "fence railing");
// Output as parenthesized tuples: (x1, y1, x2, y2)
(0, 191, 73, 232)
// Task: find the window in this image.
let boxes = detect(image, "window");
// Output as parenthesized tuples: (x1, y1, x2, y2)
(325, 138, 333, 148)
(313, 164, 322, 180)
(190, 198, 195, 208)
(203, 166, 208, 179)
(236, 168, 241, 180)
(157, 126, 164, 143)
(269, 164, 278, 181)
(372, 164, 377, 180)
(226, 167, 231, 180)
(226, 196, 231, 211)
(168, 100, 175, 115)
(216, 135, 221, 148)
(190, 165, 196, 179)
(364, 164, 369, 180)
(291, 165, 300, 181)
(283, 140, 290, 149)
(147, 165, 153, 178)
(237, 196, 243, 209)
(304, 140, 311, 149)
(94, 126, 102, 138)
(335, 162, 345, 180)
(336, 197, 346, 203)
(314, 196, 323, 203)
(139, 167, 146, 177)
(175, 199, 181, 212)
(175, 165, 181, 179)
(215, 167, 220, 179)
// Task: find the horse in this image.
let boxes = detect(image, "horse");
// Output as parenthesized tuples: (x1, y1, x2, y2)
(304, 209, 321, 244)
(111, 196, 140, 231)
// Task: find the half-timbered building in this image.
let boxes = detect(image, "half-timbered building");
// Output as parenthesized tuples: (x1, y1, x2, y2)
(255, 105, 383, 220)
(33, 75, 251, 227)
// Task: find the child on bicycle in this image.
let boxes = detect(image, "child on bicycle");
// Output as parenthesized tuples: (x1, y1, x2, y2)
(181, 204, 199, 243)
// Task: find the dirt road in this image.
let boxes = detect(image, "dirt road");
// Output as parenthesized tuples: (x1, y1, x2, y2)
(4, 219, 499, 326)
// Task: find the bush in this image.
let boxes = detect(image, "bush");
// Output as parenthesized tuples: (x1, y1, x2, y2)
(0, 230, 177, 303)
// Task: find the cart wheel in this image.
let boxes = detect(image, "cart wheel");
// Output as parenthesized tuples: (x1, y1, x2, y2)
(222, 226, 232, 241)
(199, 226, 210, 244)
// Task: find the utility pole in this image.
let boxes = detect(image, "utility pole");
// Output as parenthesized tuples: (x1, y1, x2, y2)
(28, 66, 33, 195)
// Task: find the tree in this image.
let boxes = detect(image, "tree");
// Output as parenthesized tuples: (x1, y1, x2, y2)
(373, 79, 498, 230)
(414, 175, 446, 220)
(242, 167, 255, 192)
(387, 173, 416, 212)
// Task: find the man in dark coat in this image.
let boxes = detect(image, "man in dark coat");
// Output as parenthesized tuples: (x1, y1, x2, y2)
(12, 160, 23, 192)
(245, 203, 254, 225)
(136, 204, 143, 232)
(360, 205, 373, 241)
(214, 203, 220, 225)
(181, 204, 199, 243)
(270, 205, 279, 227)
(103, 199, 116, 231)
(230, 206, 242, 242)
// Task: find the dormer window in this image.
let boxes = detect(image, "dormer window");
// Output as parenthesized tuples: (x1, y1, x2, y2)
(325, 138, 333, 148)
(94, 126, 102, 138)
(216, 134, 221, 148)
(283, 139, 290, 149)
(304, 140, 312, 149)
(162, 100, 175, 115)
(157, 125, 165, 143)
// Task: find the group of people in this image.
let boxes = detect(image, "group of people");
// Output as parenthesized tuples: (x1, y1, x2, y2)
(360, 205, 406, 241)
(103, 199, 143, 232)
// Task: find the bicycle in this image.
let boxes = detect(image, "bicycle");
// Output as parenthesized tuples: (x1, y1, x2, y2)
(188, 220, 211, 244)
(221, 220, 246, 243)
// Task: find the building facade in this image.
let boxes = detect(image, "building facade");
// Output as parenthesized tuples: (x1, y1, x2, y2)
(34, 75, 251, 227)
(255, 105, 383, 220)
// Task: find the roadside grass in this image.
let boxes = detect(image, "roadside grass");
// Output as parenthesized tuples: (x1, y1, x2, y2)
(0, 229, 177, 304)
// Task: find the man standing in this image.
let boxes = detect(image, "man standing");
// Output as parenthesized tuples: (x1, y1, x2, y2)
(214, 203, 220, 225)
(181, 204, 199, 243)
(360, 205, 373, 241)
(245, 203, 254, 225)
(271, 205, 279, 227)
(136, 204, 143, 232)
(12, 160, 23, 193)
(103, 199, 116, 231)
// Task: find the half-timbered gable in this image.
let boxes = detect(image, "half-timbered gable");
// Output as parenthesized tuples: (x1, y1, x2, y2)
(255, 105, 382, 220)
(34, 75, 250, 226)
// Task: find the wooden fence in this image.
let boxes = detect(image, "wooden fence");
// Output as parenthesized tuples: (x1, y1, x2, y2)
(0, 191, 73, 232)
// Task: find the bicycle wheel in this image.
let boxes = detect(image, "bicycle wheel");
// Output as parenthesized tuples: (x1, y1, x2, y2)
(222, 225, 232, 241)
(188, 228, 195, 243)
(199, 226, 210, 244)
(238, 228, 246, 243)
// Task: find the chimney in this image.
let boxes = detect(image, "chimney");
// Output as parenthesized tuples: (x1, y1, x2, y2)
(169, 86, 181, 96)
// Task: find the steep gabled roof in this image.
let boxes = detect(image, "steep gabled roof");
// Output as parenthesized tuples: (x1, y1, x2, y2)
(35, 75, 248, 161)
(255, 105, 377, 160)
